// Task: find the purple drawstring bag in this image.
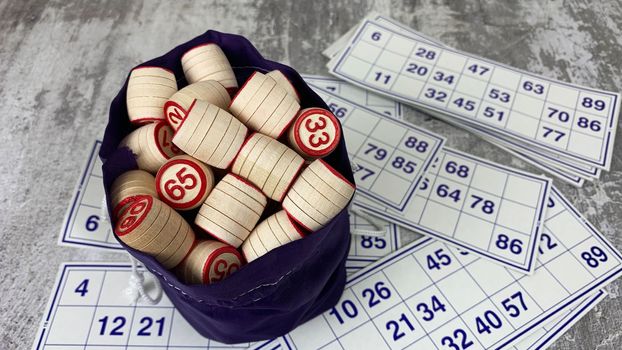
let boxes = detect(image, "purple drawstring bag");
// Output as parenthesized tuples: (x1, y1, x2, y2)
(100, 30, 355, 343)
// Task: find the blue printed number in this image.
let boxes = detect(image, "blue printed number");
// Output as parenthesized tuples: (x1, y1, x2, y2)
(386, 313, 415, 341)
(475, 310, 503, 334)
(404, 136, 429, 153)
(538, 233, 558, 255)
(137, 316, 165, 337)
(483, 106, 505, 121)
(375, 72, 392, 84)
(416, 295, 447, 321)
(495, 234, 523, 254)
(501, 291, 528, 317)
(362, 281, 391, 308)
(436, 184, 461, 202)
(406, 63, 428, 76)
(99, 316, 126, 336)
(415, 47, 436, 60)
(581, 97, 606, 111)
(453, 98, 476, 112)
(434, 71, 455, 85)
(441, 329, 474, 350)
(371, 32, 382, 41)
(445, 161, 470, 178)
(328, 103, 347, 118)
(522, 81, 544, 95)
(488, 88, 510, 103)
(361, 236, 387, 249)
(329, 300, 358, 324)
(354, 165, 375, 181)
(470, 195, 495, 214)
(547, 107, 570, 122)
(581, 246, 608, 268)
(365, 143, 387, 160)
(392, 157, 417, 174)
(424, 88, 447, 102)
(542, 127, 566, 141)
(467, 64, 489, 76)
(86, 215, 99, 232)
(427, 248, 452, 270)
(74, 279, 89, 297)
(577, 116, 602, 132)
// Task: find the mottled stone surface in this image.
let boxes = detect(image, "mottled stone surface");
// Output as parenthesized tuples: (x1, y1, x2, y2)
(1, 0, 621, 348)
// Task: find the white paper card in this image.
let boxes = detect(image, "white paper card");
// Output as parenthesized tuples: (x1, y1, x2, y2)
(256, 187, 622, 349)
(328, 20, 620, 170)
(354, 148, 551, 273)
(313, 88, 446, 213)
(58, 140, 123, 251)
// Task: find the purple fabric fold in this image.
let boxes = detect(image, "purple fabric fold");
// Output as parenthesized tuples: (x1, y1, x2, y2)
(100, 30, 354, 343)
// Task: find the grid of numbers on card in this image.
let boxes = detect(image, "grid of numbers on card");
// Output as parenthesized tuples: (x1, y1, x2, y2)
(304, 76, 403, 119)
(331, 21, 620, 168)
(409, 149, 549, 269)
(314, 89, 445, 211)
(35, 264, 249, 350)
(281, 208, 622, 350)
(59, 141, 122, 250)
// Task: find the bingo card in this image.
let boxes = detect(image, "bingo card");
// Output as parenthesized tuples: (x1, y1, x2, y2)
(323, 14, 599, 186)
(59, 140, 123, 250)
(328, 20, 620, 171)
(255, 187, 622, 349)
(354, 147, 551, 274)
(309, 88, 445, 213)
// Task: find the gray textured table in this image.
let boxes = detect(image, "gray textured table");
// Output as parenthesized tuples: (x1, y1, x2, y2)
(1, 1, 621, 349)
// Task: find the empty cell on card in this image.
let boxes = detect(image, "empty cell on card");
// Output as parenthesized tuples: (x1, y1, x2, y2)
(400, 195, 427, 223)
(512, 93, 545, 118)
(517, 265, 569, 310)
(82, 176, 105, 207)
(420, 199, 461, 234)
(370, 171, 412, 206)
(543, 210, 590, 248)
(469, 164, 507, 197)
(46, 306, 95, 345)
(371, 119, 408, 148)
(339, 322, 391, 350)
(497, 199, 538, 234)
(489, 227, 530, 263)
(455, 75, 488, 99)
(386, 35, 416, 55)
(546, 84, 579, 109)
(347, 108, 382, 135)
(167, 311, 209, 346)
(384, 254, 433, 298)
(453, 214, 495, 249)
(503, 175, 546, 207)
(544, 252, 594, 293)
(567, 131, 604, 161)
(570, 237, 621, 279)
(466, 258, 516, 296)
(59, 271, 105, 306)
(338, 56, 374, 81)
(435, 50, 467, 72)
(351, 39, 383, 61)
(375, 50, 408, 71)
(289, 315, 336, 350)
(436, 270, 487, 313)
(505, 111, 540, 138)
(92, 156, 104, 177)
(489, 67, 521, 91)
(343, 128, 368, 155)
(392, 75, 425, 100)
